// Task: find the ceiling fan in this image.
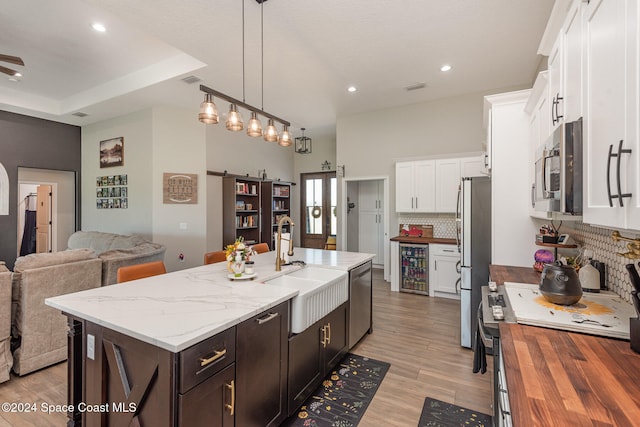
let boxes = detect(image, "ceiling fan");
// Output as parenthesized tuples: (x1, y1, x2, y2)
(0, 54, 25, 76)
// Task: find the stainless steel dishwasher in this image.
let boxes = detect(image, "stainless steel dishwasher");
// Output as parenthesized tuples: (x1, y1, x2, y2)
(348, 260, 372, 348)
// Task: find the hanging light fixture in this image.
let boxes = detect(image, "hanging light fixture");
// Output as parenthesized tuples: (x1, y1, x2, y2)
(198, 93, 219, 124)
(226, 104, 244, 131)
(278, 125, 292, 146)
(294, 128, 312, 154)
(197, 0, 291, 148)
(247, 111, 263, 136)
(264, 119, 279, 142)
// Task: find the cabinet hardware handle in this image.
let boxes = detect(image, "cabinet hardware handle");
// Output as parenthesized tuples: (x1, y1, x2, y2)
(411, 197, 414, 209)
(326, 322, 331, 345)
(199, 348, 227, 367)
(455, 277, 461, 294)
(443, 249, 455, 252)
(225, 380, 235, 415)
(415, 197, 418, 209)
(607, 140, 633, 207)
(256, 312, 279, 325)
(531, 183, 536, 208)
(321, 325, 328, 348)
(434, 260, 437, 270)
(551, 95, 557, 124)
(607, 144, 614, 206)
(551, 92, 564, 125)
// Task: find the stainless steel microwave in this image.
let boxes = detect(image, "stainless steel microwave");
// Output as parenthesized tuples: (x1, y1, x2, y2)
(533, 118, 583, 215)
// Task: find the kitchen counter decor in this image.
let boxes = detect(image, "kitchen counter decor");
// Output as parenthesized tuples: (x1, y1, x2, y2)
(225, 236, 252, 276)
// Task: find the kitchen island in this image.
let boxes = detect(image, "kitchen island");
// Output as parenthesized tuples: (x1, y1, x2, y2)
(46, 248, 374, 427)
(490, 264, 640, 426)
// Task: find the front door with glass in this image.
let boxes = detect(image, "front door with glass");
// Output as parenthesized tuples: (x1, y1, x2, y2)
(300, 172, 337, 249)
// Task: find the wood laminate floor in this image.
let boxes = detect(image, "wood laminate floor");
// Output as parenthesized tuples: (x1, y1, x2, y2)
(0, 268, 492, 426)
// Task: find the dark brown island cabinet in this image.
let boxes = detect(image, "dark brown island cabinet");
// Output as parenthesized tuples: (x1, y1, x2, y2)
(62, 258, 373, 426)
(287, 302, 349, 414)
(68, 301, 288, 427)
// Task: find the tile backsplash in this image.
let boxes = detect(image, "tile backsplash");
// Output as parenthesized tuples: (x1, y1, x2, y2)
(398, 214, 457, 239)
(399, 214, 640, 304)
(561, 222, 640, 304)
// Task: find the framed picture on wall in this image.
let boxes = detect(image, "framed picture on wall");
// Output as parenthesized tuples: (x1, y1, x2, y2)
(99, 137, 124, 168)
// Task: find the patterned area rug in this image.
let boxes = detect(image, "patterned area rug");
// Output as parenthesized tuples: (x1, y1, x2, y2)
(418, 397, 492, 427)
(281, 353, 390, 427)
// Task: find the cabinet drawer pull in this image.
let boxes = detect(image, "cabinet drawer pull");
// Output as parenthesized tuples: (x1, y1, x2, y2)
(225, 380, 235, 415)
(326, 322, 331, 345)
(199, 348, 227, 367)
(321, 325, 328, 348)
(256, 312, 279, 325)
(607, 140, 633, 207)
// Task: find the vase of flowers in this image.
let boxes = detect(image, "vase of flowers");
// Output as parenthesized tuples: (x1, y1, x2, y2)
(225, 237, 252, 277)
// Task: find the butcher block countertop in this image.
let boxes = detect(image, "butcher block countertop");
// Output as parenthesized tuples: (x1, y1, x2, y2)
(491, 264, 640, 426)
(499, 323, 640, 427)
(389, 235, 457, 245)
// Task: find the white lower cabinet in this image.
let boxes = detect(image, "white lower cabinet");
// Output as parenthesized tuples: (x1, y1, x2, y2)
(429, 244, 460, 299)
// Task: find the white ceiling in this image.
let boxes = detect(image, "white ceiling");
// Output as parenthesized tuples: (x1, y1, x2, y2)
(0, 0, 555, 140)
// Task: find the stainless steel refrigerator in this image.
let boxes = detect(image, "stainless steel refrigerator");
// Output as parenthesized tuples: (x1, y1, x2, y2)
(458, 176, 491, 348)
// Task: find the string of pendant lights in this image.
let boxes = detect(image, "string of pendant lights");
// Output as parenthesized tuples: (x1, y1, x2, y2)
(198, 0, 292, 147)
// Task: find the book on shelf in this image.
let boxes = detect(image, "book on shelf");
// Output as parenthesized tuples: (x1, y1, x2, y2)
(273, 186, 289, 197)
(234, 182, 257, 195)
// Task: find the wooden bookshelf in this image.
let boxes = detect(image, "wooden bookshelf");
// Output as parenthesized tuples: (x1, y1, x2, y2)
(261, 181, 291, 250)
(223, 177, 262, 246)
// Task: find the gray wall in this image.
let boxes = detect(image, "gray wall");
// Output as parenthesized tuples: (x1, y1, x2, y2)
(0, 110, 81, 269)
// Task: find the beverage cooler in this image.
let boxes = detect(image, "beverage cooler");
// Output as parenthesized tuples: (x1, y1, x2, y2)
(399, 243, 429, 295)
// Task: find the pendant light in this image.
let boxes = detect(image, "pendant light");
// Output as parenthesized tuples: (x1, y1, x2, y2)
(198, 0, 292, 149)
(198, 93, 219, 124)
(278, 125, 292, 146)
(264, 118, 279, 142)
(247, 111, 262, 137)
(226, 104, 244, 131)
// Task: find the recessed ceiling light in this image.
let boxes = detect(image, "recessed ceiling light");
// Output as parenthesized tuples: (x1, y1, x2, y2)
(13, 72, 22, 77)
(92, 22, 106, 32)
(440, 64, 452, 72)
(347, 86, 357, 93)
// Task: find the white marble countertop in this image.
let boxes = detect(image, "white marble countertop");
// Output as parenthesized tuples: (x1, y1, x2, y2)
(46, 248, 374, 353)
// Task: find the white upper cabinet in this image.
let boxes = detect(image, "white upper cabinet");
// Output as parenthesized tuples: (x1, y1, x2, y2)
(460, 154, 488, 178)
(562, 0, 585, 123)
(547, 0, 585, 131)
(396, 154, 484, 214)
(435, 159, 461, 213)
(583, 0, 639, 229)
(396, 160, 435, 213)
(548, 34, 564, 130)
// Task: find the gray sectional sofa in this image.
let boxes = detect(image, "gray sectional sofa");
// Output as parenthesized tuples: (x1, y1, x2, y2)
(67, 230, 166, 286)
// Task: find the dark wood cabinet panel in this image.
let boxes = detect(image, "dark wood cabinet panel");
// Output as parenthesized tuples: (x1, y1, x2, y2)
(179, 327, 236, 394)
(322, 303, 348, 372)
(178, 364, 235, 427)
(287, 302, 349, 416)
(287, 319, 324, 413)
(83, 323, 176, 427)
(235, 301, 289, 427)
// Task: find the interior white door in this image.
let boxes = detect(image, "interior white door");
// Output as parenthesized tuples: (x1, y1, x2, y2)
(358, 180, 383, 264)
